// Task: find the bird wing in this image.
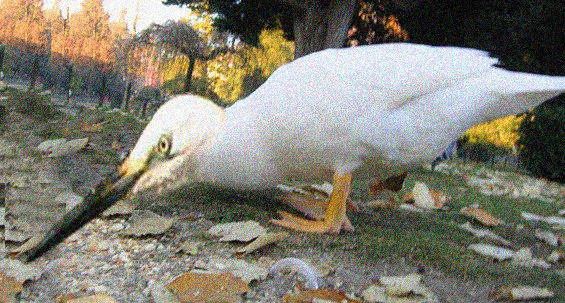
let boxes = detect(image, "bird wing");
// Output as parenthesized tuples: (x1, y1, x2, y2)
(247, 43, 499, 112)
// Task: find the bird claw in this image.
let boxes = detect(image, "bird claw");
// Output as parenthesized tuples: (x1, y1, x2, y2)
(271, 211, 354, 234)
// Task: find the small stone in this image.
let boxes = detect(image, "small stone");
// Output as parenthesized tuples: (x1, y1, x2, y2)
(144, 243, 157, 251)
(361, 284, 387, 303)
(110, 223, 125, 232)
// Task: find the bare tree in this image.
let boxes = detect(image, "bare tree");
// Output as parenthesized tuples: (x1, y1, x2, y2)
(137, 20, 228, 93)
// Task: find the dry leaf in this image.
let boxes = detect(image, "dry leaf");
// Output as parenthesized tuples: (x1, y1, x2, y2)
(236, 231, 288, 256)
(468, 243, 514, 261)
(511, 247, 551, 269)
(208, 221, 266, 242)
(547, 249, 564, 263)
(0, 207, 5, 227)
(62, 294, 119, 303)
(0, 258, 42, 283)
(0, 273, 23, 302)
(54, 191, 83, 211)
(11, 233, 44, 256)
(379, 273, 425, 297)
(458, 222, 511, 246)
(269, 258, 319, 290)
(148, 281, 181, 303)
(460, 207, 502, 227)
(102, 200, 135, 217)
(80, 120, 108, 132)
(369, 172, 407, 197)
(122, 210, 175, 236)
(405, 182, 449, 209)
(366, 198, 399, 210)
(167, 272, 249, 303)
(535, 229, 559, 246)
(361, 284, 387, 303)
(521, 212, 565, 227)
(283, 289, 362, 303)
(194, 257, 269, 284)
(37, 138, 89, 157)
(491, 286, 554, 301)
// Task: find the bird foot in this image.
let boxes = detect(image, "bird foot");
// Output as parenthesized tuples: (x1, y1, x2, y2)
(277, 192, 358, 220)
(271, 210, 354, 233)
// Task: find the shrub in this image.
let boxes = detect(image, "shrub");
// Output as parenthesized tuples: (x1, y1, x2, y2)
(518, 96, 565, 182)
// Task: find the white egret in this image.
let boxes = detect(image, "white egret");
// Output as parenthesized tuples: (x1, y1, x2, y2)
(21, 43, 565, 261)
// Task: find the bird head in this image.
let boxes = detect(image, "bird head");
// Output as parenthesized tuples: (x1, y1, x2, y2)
(20, 95, 225, 262)
(120, 95, 226, 194)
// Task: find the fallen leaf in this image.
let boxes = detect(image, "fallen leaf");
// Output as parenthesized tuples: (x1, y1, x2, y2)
(176, 241, 202, 256)
(236, 231, 288, 256)
(283, 289, 362, 303)
(379, 273, 424, 297)
(54, 191, 83, 211)
(361, 284, 387, 303)
(0, 207, 5, 227)
(511, 247, 551, 269)
(37, 138, 89, 157)
(167, 272, 248, 303)
(458, 222, 511, 246)
(11, 233, 44, 256)
(194, 257, 269, 284)
(521, 212, 565, 227)
(61, 294, 119, 303)
(491, 286, 554, 301)
(269, 258, 319, 290)
(366, 198, 399, 210)
(407, 182, 449, 209)
(399, 203, 426, 213)
(79, 120, 108, 132)
(208, 220, 266, 242)
(148, 281, 181, 303)
(460, 207, 502, 227)
(122, 210, 175, 236)
(369, 172, 407, 197)
(547, 249, 564, 263)
(468, 243, 514, 261)
(102, 200, 135, 217)
(535, 229, 559, 246)
(0, 258, 42, 283)
(0, 273, 23, 302)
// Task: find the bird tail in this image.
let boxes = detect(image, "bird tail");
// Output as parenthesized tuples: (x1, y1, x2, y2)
(483, 69, 565, 119)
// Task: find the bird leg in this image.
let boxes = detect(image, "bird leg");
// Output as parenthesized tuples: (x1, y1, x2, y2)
(271, 173, 353, 233)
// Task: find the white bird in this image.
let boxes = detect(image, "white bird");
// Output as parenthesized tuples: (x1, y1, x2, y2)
(21, 43, 565, 261)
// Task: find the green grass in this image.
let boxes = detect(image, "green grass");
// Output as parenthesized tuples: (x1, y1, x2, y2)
(347, 166, 565, 301)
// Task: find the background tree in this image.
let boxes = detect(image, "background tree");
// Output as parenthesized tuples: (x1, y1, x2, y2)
(0, 0, 47, 89)
(164, 0, 358, 58)
(137, 19, 229, 93)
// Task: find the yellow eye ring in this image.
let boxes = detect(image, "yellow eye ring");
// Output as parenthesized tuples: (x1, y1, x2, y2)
(157, 135, 172, 156)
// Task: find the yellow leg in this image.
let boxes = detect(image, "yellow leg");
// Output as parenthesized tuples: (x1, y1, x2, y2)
(271, 173, 353, 233)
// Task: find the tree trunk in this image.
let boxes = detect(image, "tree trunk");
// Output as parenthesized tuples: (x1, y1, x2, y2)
(122, 80, 132, 111)
(28, 55, 40, 91)
(184, 55, 196, 93)
(292, 0, 356, 58)
(98, 73, 107, 107)
(66, 63, 73, 104)
(0, 45, 5, 73)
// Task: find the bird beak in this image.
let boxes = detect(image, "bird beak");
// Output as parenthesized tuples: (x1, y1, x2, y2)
(18, 159, 146, 262)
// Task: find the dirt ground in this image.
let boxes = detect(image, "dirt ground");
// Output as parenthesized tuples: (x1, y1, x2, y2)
(0, 93, 563, 303)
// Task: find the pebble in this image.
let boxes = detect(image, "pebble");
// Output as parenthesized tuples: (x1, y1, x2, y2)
(110, 223, 125, 232)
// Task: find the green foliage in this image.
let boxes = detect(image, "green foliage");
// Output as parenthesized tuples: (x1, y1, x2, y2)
(207, 29, 293, 102)
(8, 90, 60, 121)
(518, 97, 565, 182)
(463, 115, 524, 149)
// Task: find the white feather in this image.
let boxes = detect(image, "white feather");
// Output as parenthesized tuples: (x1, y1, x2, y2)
(132, 43, 565, 191)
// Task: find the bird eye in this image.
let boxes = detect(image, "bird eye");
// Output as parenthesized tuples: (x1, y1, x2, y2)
(157, 135, 172, 156)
